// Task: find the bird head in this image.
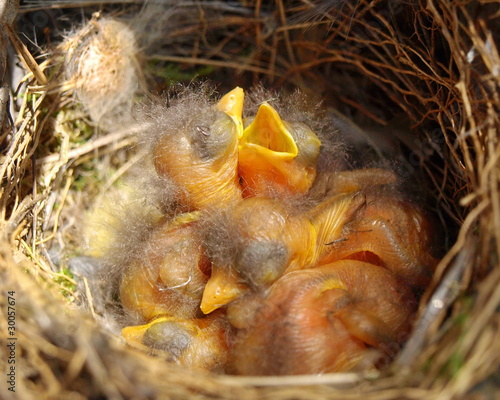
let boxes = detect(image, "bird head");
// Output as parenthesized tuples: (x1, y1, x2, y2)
(119, 212, 210, 321)
(199, 197, 314, 314)
(153, 88, 245, 210)
(122, 314, 229, 371)
(239, 102, 321, 196)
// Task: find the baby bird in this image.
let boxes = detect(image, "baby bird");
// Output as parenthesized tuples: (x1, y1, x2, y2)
(238, 102, 322, 197)
(317, 189, 439, 287)
(119, 212, 233, 370)
(153, 87, 244, 211)
(200, 170, 437, 313)
(119, 212, 209, 322)
(115, 85, 439, 376)
(200, 196, 314, 314)
(121, 313, 229, 372)
(228, 260, 417, 375)
(200, 193, 363, 314)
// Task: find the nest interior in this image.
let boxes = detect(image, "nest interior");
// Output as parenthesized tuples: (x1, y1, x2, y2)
(1, 0, 499, 399)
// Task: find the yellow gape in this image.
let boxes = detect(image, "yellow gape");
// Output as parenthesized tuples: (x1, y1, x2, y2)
(239, 102, 321, 196)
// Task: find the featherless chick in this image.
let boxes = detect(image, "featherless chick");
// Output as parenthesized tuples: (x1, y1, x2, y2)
(200, 197, 315, 314)
(200, 193, 365, 314)
(119, 212, 209, 322)
(119, 212, 233, 370)
(122, 313, 230, 372)
(153, 87, 244, 211)
(316, 189, 439, 288)
(228, 260, 417, 375)
(238, 102, 322, 197)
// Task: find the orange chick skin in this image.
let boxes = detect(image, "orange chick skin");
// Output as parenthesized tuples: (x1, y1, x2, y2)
(119, 213, 230, 371)
(122, 314, 229, 372)
(120, 213, 209, 321)
(200, 192, 365, 313)
(200, 196, 317, 314)
(153, 88, 244, 211)
(318, 190, 439, 287)
(229, 260, 417, 375)
(115, 87, 440, 376)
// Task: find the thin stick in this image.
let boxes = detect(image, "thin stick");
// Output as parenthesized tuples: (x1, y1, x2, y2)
(5, 24, 47, 85)
(149, 55, 272, 76)
(35, 124, 146, 165)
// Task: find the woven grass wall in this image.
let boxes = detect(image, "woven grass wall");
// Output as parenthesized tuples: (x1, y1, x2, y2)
(1, 0, 499, 399)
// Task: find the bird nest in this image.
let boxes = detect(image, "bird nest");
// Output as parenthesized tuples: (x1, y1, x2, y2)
(1, 0, 499, 398)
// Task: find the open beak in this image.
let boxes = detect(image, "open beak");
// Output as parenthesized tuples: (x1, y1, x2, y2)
(240, 102, 298, 161)
(216, 86, 245, 138)
(200, 265, 246, 314)
(239, 103, 321, 194)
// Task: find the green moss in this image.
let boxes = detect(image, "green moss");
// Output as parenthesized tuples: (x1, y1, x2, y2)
(54, 267, 77, 300)
(436, 294, 474, 378)
(71, 160, 101, 192)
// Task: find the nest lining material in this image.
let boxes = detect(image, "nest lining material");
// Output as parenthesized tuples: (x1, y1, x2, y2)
(1, 0, 499, 399)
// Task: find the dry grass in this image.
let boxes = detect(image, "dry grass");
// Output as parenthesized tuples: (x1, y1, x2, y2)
(1, 0, 499, 399)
